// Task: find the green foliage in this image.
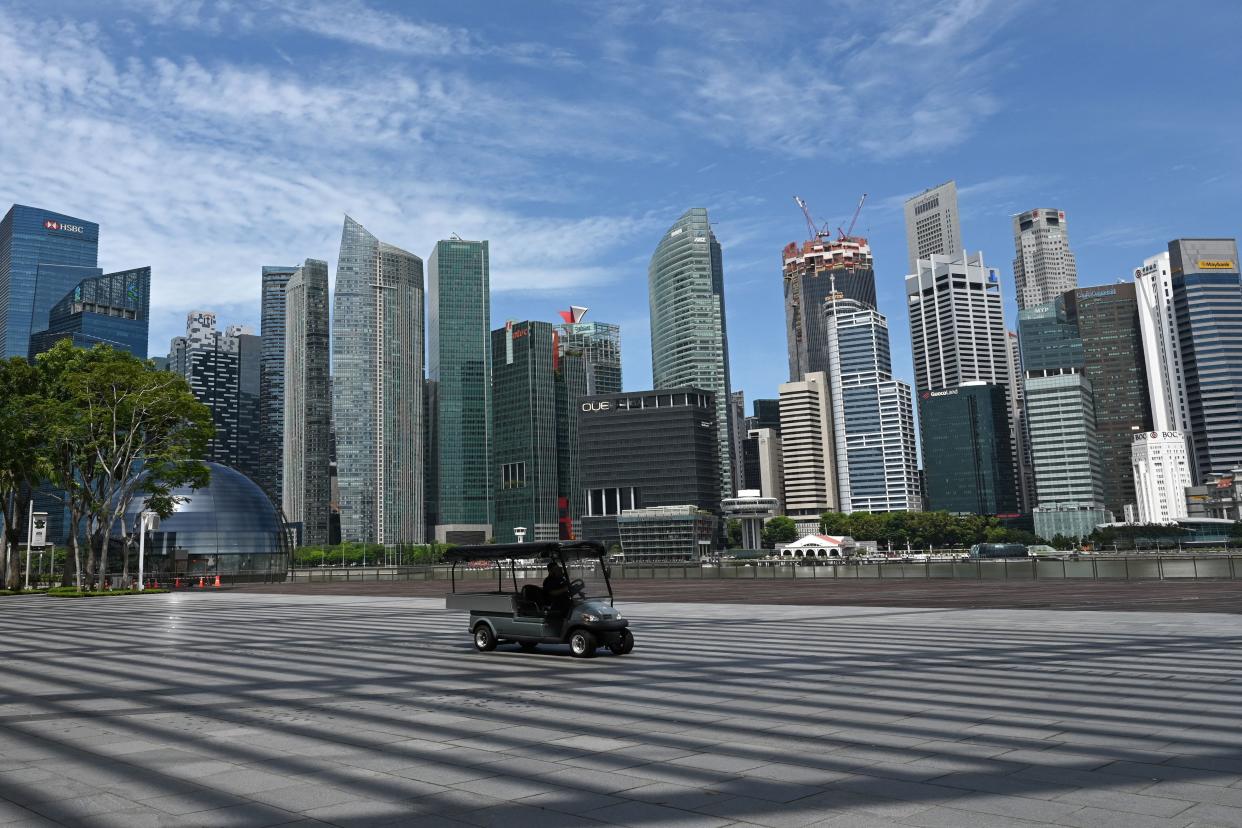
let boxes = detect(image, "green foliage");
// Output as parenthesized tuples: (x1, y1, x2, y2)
(816, 510, 1042, 549)
(46, 586, 169, 598)
(725, 519, 743, 549)
(292, 543, 447, 567)
(1087, 523, 1193, 549)
(761, 515, 798, 548)
(33, 341, 213, 588)
(0, 357, 45, 589)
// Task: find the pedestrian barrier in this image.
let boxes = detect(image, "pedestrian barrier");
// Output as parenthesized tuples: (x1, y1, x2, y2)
(287, 554, 1242, 583)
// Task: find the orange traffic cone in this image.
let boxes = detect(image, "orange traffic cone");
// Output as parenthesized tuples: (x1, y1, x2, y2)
(197, 576, 205, 588)
(174, 577, 182, 589)
(151, 578, 159, 589)
(213, 574, 221, 588)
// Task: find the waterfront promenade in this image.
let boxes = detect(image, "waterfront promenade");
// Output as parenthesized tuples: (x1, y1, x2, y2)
(2, 590, 1241, 827)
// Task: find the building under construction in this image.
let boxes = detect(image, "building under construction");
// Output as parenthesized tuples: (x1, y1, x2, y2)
(783, 235, 876, 381)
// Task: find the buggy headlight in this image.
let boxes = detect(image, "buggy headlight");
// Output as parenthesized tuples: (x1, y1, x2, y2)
(580, 612, 600, 623)
(613, 611, 623, 620)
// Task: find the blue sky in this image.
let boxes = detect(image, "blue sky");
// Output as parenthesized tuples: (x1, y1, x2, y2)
(2, 0, 1240, 405)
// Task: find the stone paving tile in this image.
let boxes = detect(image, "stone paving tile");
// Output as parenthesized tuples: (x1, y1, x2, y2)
(248, 783, 364, 813)
(587, 798, 735, 827)
(201, 769, 309, 796)
(1054, 787, 1196, 818)
(143, 788, 252, 815)
(694, 794, 833, 828)
(1181, 801, 1242, 827)
(897, 804, 1051, 828)
(455, 802, 608, 828)
(1053, 805, 1202, 828)
(171, 801, 305, 827)
(299, 797, 429, 827)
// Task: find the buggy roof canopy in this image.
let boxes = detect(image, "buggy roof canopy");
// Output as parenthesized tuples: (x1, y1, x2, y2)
(442, 541, 606, 563)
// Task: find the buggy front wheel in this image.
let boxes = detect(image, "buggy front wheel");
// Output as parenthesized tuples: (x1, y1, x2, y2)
(609, 629, 634, 656)
(569, 629, 597, 658)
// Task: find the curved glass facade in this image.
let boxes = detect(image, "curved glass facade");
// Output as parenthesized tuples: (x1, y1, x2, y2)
(648, 208, 733, 502)
(120, 463, 290, 580)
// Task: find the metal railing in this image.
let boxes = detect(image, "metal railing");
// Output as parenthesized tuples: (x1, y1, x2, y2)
(286, 555, 1242, 583)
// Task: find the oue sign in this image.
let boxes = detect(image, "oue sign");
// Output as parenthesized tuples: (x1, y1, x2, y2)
(581, 401, 611, 412)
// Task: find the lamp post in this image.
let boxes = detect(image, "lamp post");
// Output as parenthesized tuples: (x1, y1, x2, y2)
(137, 511, 159, 591)
(23, 500, 33, 590)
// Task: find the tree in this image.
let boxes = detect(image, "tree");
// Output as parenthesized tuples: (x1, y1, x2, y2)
(726, 519, 742, 549)
(761, 515, 798, 549)
(0, 358, 46, 590)
(35, 343, 213, 588)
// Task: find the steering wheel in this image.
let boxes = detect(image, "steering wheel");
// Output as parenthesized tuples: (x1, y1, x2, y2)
(568, 578, 585, 596)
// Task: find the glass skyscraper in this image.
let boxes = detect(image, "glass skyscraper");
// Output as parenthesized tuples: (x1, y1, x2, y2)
(492, 321, 560, 544)
(428, 237, 492, 543)
(282, 260, 332, 547)
(649, 208, 734, 502)
(1168, 239, 1242, 479)
(825, 298, 921, 513)
(556, 320, 621, 395)
(258, 265, 298, 507)
(332, 217, 425, 544)
(1, 204, 100, 359)
(27, 267, 150, 359)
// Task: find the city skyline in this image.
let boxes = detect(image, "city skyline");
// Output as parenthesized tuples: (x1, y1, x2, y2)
(2, 3, 1239, 406)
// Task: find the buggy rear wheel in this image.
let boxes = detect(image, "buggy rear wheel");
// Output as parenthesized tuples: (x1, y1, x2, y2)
(473, 624, 497, 652)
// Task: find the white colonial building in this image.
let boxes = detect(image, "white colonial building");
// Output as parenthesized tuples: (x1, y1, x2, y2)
(776, 534, 856, 559)
(1131, 431, 1193, 524)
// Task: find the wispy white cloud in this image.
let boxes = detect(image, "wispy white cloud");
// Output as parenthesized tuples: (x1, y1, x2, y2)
(0, 5, 657, 353)
(601, 0, 1021, 160)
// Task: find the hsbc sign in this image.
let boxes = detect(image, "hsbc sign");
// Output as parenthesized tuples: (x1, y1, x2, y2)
(44, 219, 85, 234)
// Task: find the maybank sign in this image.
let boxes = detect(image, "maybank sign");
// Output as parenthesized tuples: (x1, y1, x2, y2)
(1197, 260, 1236, 270)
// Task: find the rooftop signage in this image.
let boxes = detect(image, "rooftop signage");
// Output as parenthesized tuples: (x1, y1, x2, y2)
(44, 218, 85, 234)
(1135, 431, 1184, 442)
(1197, 260, 1236, 270)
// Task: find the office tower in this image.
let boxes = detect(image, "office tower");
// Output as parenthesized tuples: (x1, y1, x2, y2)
(783, 236, 876, 381)
(1131, 431, 1192, 524)
(1017, 298, 1110, 538)
(778, 371, 837, 534)
(27, 267, 150, 359)
(578, 388, 720, 549)
(0, 205, 101, 359)
(649, 208, 734, 502)
(1168, 239, 1242, 479)
(752, 399, 781, 429)
(750, 427, 784, 511)
(903, 181, 962, 273)
(332, 216, 425, 545)
(428, 236, 492, 542)
(1066, 284, 1152, 516)
(729, 391, 746, 494)
(1012, 208, 1078, 310)
(825, 298, 921, 513)
(1135, 252, 1190, 435)
(1006, 330, 1035, 513)
(258, 265, 298, 506)
(282, 259, 331, 546)
(492, 320, 560, 544)
(170, 313, 260, 479)
(740, 398, 781, 495)
(919, 384, 1018, 515)
(555, 348, 588, 541)
(906, 252, 1017, 514)
(556, 306, 621, 395)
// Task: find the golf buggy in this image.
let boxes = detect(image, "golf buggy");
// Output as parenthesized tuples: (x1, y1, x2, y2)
(444, 540, 634, 658)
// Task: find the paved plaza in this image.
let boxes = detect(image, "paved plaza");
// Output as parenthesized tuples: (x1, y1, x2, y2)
(2, 592, 1242, 827)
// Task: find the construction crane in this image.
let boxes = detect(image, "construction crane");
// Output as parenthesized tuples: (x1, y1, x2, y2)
(837, 193, 868, 241)
(793, 195, 827, 240)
